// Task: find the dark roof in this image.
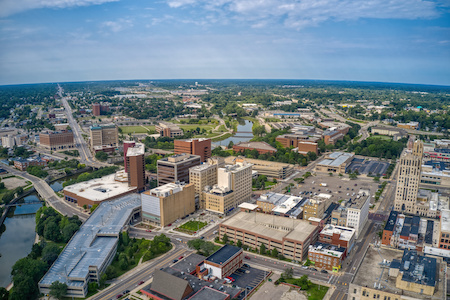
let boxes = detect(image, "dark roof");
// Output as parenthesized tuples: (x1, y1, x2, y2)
(384, 211, 398, 232)
(188, 286, 229, 300)
(150, 269, 192, 300)
(172, 253, 206, 274)
(205, 245, 242, 265)
(323, 202, 340, 220)
(398, 250, 437, 287)
(390, 259, 401, 269)
(425, 220, 434, 244)
(400, 224, 411, 237)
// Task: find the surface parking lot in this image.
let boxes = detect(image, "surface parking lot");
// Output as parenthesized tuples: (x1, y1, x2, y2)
(290, 172, 380, 202)
(229, 264, 268, 299)
(346, 158, 390, 177)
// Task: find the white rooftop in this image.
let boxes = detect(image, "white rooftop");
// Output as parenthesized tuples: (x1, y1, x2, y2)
(320, 224, 355, 241)
(64, 173, 136, 202)
(440, 209, 450, 233)
(272, 196, 303, 214)
(238, 203, 259, 210)
(126, 142, 145, 156)
(147, 182, 187, 197)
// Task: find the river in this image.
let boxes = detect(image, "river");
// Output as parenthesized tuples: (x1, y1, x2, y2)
(0, 194, 42, 287)
(214, 119, 254, 147)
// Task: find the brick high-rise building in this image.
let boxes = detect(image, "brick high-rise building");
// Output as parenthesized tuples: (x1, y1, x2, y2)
(157, 154, 201, 186)
(90, 124, 118, 149)
(394, 138, 423, 215)
(126, 142, 145, 191)
(39, 130, 74, 150)
(92, 103, 101, 116)
(174, 138, 211, 162)
(123, 141, 135, 173)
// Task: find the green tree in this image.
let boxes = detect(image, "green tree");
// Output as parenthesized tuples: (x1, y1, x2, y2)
(42, 243, 60, 266)
(222, 234, 229, 244)
(44, 222, 61, 242)
(49, 281, 68, 300)
(105, 265, 117, 280)
(95, 151, 108, 161)
(62, 222, 79, 242)
(0, 287, 8, 300)
(236, 240, 242, 248)
(271, 248, 279, 258)
(260, 243, 266, 255)
(282, 267, 293, 280)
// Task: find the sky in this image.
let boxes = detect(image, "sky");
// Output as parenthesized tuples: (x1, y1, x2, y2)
(0, 0, 449, 86)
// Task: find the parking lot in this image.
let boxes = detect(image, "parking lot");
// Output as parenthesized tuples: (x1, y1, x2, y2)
(290, 172, 380, 203)
(346, 158, 390, 177)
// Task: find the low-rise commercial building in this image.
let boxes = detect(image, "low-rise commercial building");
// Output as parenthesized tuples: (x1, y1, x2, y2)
(421, 162, 450, 188)
(397, 121, 419, 130)
(315, 152, 354, 174)
(13, 156, 48, 171)
(276, 134, 319, 154)
(203, 245, 243, 279)
(39, 195, 141, 298)
(319, 224, 355, 254)
(349, 248, 446, 300)
(39, 130, 74, 150)
(233, 141, 277, 155)
(63, 173, 137, 208)
(219, 211, 319, 261)
(303, 194, 332, 221)
(156, 122, 183, 138)
(141, 182, 195, 227)
(256, 192, 307, 219)
(224, 156, 294, 179)
(382, 211, 422, 250)
(308, 242, 345, 272)
(371, 126, 408, 141)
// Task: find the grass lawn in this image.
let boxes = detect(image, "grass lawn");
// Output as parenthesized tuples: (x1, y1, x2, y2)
(368, 135, 392, 141)
(120, 125, 154, 134)
(212, 133, 233, 142)
(265, 181, 276, 188)
(179, 220, 207, 232)
(179, 124, 215, 131)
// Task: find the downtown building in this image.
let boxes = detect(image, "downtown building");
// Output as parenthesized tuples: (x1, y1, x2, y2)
(125, 142, 146, 191)
(39, 129, 74, 150)
(174, 138, 211, 162)
(394, 138, 424, 215)
(89, 123, 119, 149)
(157, 153, 201, 186)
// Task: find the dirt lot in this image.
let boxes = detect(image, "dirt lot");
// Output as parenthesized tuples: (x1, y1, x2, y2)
(291, 172, 380, 203)
(250, 273, 307, 300)
(1, 176, 29, 190)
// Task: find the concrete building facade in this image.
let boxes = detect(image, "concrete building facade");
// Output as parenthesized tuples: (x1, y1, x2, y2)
(394, 139, 423, 214)
(39, 130, 74, 150)
(89, 124, 119, 148)
(141, 182, 195, 227)
(189, 163, 218, 209)
(157, 154, 201, 186)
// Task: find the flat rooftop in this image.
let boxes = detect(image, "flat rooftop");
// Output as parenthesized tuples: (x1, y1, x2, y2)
(126, 142, 145, 156)
(440, 209, 450, 233)
(64, 173, 136, 202)
(234, 141, 276, 152)
(39, 194, 140, 288)
(352, 247, 445, 300)
(320, 224, 355, 241)
(309, 242, 345, 258)
(221, 211, 317, 243)
(205, 244, 241, 265)
(189, 287, 229, 300)
(318, 152, 353, 167)
(145, 182, 189, 197)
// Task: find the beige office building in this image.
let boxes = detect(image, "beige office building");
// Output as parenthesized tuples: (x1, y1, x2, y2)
(394, 139, 423, 214)
(141, 182, 195, 227)
(189, 162, 218, 209)
(89, 124, 119, 148)
(303, 194, 331, 220)
(224, 156, 294, 179)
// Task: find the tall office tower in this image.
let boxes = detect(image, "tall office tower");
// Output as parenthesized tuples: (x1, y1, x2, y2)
(394, 138, 424, 214)
(174, 138, 211, 162)
(157, 154, 201, 186)
(123, 141, 136, 172)
(89, 124, 119, 148)
(126, 142, 145, 191)
(189, 162, 218, 209)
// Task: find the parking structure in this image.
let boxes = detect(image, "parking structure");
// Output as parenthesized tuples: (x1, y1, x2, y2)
(229, 264, 269, 299)
(346, 158, 390, 177)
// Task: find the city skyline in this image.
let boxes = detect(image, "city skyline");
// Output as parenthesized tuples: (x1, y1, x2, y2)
(0, 0, 449, 86)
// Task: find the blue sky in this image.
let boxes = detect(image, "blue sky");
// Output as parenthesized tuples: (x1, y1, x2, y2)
(0, 0, 449, 86)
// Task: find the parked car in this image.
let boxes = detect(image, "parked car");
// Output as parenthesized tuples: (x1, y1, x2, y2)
(146, 229, 151, 232)
(173, 259, 178, 263)
(116, 294, 123, 299)
(178, 256, 184, 260)
(310, 268, 318, 271)
(139, 281, 145, 285)
(321, 270, 328, 274)
(245, 256, 251, 259)
(301, 266, 308, 269)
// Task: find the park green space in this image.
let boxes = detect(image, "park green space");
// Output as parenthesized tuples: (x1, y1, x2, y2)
(177, 220, 207, 233)
(119, 125, 155, 134)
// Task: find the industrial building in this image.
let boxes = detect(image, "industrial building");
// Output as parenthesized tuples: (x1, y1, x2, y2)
(39, 195, 141, 298)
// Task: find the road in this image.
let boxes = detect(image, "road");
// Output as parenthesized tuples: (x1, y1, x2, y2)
(0, 164, 88, 220)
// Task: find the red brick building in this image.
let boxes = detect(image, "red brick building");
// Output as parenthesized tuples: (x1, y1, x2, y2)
(233, 141, 276, 155)
(308, 242, 345, 272)
(174, 138, 211, 162)
(318, 224, 356, 256)
(39, 130, 74, 150)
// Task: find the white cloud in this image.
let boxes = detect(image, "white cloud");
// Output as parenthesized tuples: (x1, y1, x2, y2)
(0, 0, 119, 18)
(101, 18, 133, 32)
(166, 0, 442, 29)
